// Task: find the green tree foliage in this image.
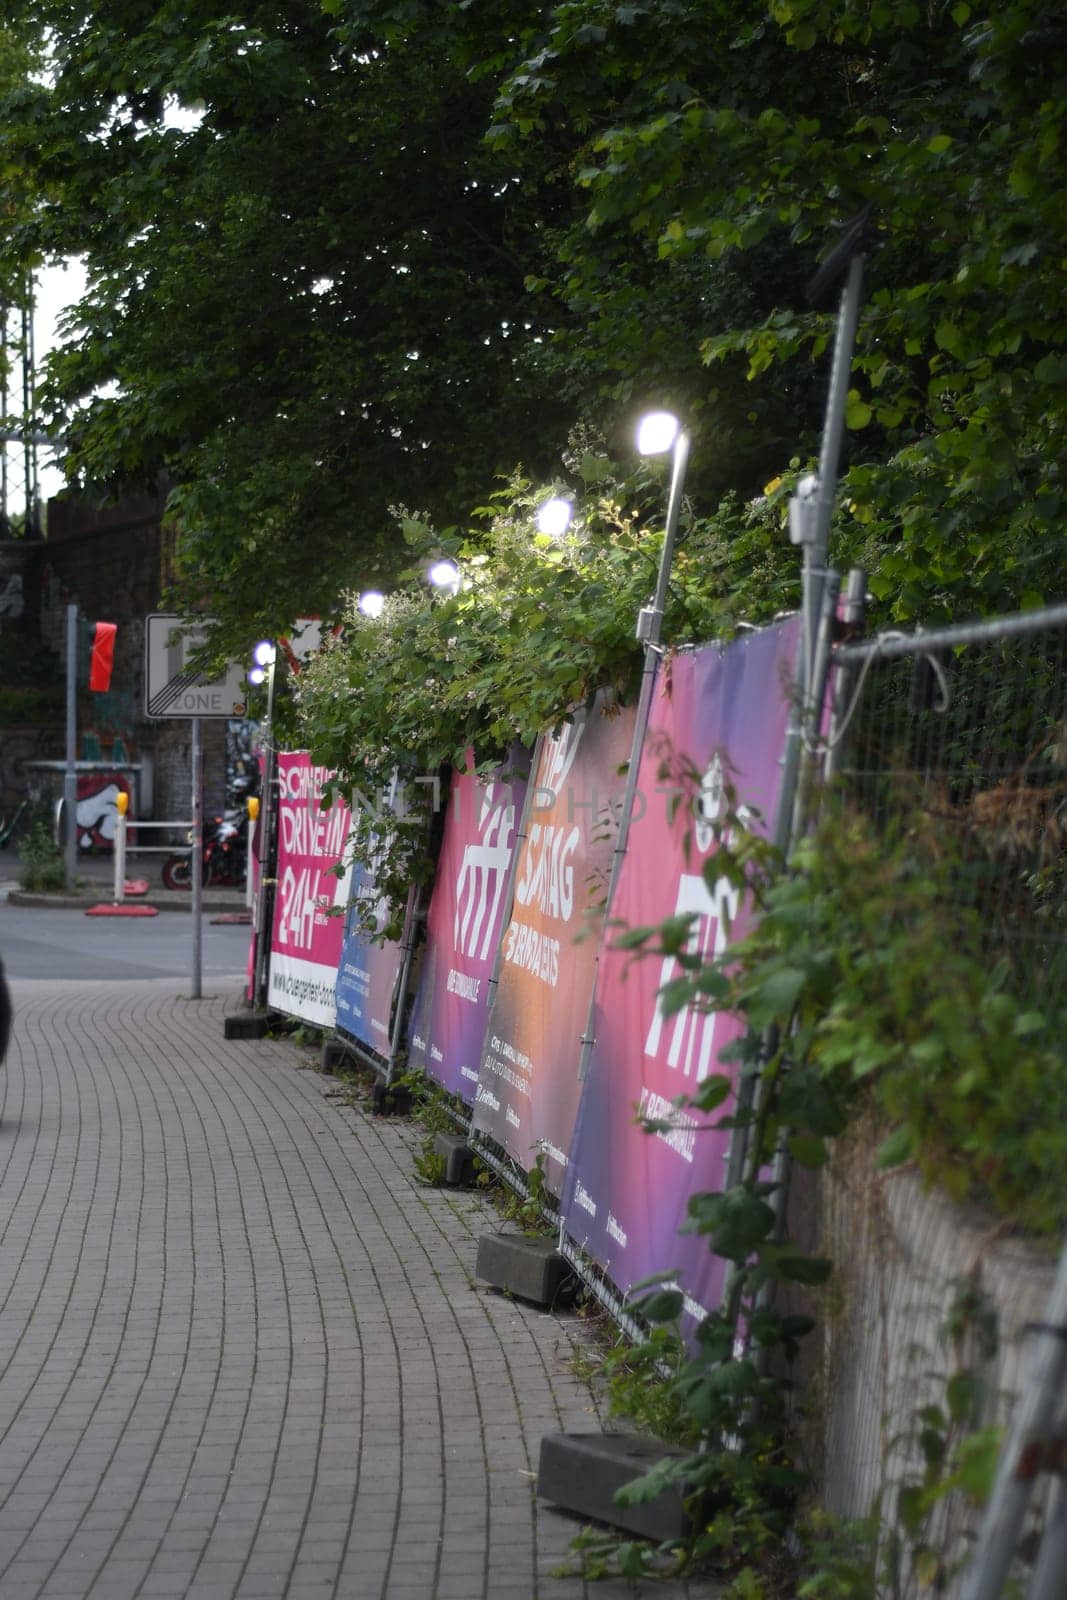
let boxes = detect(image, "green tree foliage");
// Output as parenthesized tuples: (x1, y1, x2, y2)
(0, 1, 581, 643)
(2, 0, 1063, 643)
(491, 0, 1067, 620)
(0, 20, 40, 333)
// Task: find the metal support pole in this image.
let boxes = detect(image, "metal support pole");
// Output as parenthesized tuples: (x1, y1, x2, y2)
(645, 430, 691, 640)
(803, 252, 864, 700)
(1029, 1472, 1067, 1600)
(191, 717, 203, 1000)
(64, 604, 78, 891)
(825, 567, 868, 779)
(384, 886, 421, 1087)
(720, 237, 866, 1324)
(962, 1240, 1067, 1600)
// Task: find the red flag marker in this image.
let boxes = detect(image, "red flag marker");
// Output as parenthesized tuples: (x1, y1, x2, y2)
(89, 622, 117, 691)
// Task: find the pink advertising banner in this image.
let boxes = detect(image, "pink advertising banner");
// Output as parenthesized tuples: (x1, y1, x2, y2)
(268, 752, 352, 1028)
(407, 754, 528, 1101)
(471, 701, 636, 1193)
(560, 619, 800, 1334)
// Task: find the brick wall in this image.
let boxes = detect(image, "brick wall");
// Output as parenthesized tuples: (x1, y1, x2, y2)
(27, 495, 234, 825)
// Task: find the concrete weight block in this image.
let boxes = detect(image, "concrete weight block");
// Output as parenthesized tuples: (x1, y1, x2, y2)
(475, 1232, 575, 1307)
(223, 1011, 273, 1040)
(433, 1132, 477, 1186)
(537, 1431, 692, 1542)
(371, 1080, 413, 1116)
(320, 1038, 351, 1074)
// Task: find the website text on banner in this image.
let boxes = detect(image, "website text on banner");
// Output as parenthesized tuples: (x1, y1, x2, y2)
(560, 618, 801, 1338)
(268, 753, 353, 1028)
(471, 700, 636, 1194)
(407, 752, 529, 1101)
(333, 794, 408, 1059)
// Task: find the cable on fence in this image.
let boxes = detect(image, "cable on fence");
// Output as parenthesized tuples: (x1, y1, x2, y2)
(805, 630, 951, 756)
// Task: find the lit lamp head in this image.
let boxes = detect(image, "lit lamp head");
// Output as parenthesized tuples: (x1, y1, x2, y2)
(636, 410, 682, 457)
(358, 590, 385, 619)
(535, 497, 573, 539)
(428, 559, 461, 593)
(248, 639, 276, 685)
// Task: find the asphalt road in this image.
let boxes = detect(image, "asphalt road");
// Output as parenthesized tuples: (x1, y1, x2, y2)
(0, 899, 252, 982)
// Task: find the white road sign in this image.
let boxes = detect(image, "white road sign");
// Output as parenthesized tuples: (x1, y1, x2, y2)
(144, 614, 247, 719)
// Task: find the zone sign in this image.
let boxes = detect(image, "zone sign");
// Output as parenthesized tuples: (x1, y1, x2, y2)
(144, 614, 246, 720)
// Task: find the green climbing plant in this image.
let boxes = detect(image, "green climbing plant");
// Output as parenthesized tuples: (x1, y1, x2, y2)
(570, 784, 1060, 1590)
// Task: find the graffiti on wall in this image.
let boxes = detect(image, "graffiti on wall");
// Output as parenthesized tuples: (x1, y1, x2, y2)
(75, 773, 132, 852)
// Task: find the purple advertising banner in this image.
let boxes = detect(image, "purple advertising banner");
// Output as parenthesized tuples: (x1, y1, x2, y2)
(560, 618, 800, 1334)
(407, 755, 528, 1101)
(471, 700, 636, 1193)
(268, 753, 353, 1028)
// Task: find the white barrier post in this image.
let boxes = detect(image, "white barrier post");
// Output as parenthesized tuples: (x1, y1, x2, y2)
(113, 793, 129, 904)
(246, 795, 259, 911)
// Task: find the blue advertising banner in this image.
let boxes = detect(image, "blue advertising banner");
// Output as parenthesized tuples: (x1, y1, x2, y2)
(333, 789, 408, 1058)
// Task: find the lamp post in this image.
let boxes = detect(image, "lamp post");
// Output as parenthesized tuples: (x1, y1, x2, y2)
(633, 410, 690, 651)
(614, 407, 690, 854)
(250, 640, 277, 1012)
(576, 409, 691, 1082)
(358, 591, 385, 619)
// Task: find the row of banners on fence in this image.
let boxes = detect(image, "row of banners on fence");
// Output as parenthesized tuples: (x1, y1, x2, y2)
(260, 616, 799, 1333)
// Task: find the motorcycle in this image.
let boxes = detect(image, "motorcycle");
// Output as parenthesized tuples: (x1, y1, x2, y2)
(161, 809, 249, 890)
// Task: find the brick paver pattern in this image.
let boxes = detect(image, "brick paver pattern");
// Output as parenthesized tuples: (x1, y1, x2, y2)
(0, 979, 714, 1600)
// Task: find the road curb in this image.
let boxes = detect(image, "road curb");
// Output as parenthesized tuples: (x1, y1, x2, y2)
(7, 890, 249, 915)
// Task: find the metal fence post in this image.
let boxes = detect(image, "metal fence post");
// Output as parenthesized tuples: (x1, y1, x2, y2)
(960, 1240, 1067, 1600)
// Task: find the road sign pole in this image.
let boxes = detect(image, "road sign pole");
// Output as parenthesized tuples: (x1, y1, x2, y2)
(191, 717, 203, 1000)
(64, 604, 78, 891)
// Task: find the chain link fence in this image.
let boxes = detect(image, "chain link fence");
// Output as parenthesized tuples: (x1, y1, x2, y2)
(809, 601, 1067, 1594)
(832, 602, 1067, 1039)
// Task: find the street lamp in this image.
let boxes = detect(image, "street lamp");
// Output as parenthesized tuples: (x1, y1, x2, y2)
(248, 639, 276, 685)
(634, 408, 690, 648)
(575, 407, 693, 1087)
(358, 590, 385, 619)
(536, 497, 573, 539)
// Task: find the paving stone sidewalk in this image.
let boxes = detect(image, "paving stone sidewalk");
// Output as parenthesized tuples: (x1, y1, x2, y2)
(0, 978, 720, 1600)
